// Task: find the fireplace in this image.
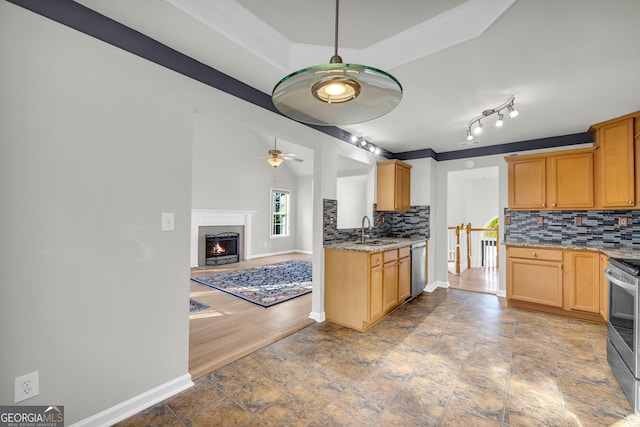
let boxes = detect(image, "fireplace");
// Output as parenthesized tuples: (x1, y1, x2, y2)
(205, 232, 240, 266)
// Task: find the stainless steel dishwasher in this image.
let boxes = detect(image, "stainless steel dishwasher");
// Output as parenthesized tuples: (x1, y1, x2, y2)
(411, 241, 427, 297)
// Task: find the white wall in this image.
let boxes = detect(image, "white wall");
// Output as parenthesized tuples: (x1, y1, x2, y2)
(296, 175, 313, 252)
(336, 175, 368, 229)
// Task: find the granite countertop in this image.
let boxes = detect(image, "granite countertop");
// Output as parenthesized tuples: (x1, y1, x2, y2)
(504, 240, 640, 260)
(324, 237, 426, 253)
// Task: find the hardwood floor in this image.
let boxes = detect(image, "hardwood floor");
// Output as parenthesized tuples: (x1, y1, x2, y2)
(448, 267, 499, 294)
(189, 252, 314, 380)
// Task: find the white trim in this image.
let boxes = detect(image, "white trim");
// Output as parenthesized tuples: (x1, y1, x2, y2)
(496, 290, 506, 298)
(309, 311, 325, 323)
(70, 374, 193, 427)
(425, 280, 449, 293)
(244, 249, 307, 260)
(190, 209, 257, 267)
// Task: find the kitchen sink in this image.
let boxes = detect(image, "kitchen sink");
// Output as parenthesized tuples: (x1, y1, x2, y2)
(353, 240, 398, 245)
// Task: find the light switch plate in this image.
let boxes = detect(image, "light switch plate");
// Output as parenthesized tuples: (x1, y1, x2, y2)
(504, 216, 511, 225)
(574, 217, 582, 226)
(162, 213, 175, 231)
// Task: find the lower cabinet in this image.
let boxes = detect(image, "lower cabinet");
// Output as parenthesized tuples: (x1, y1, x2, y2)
(600, 254, 609, 322)
(506, 246, 606, 323)
(398, 247, 411, 301)
(325, 245, 412, 331)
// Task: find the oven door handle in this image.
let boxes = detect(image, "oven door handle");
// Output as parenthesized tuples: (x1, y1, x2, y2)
(605, 269, 638, 295)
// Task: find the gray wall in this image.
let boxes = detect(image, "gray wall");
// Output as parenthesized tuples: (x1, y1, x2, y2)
(0, 4, 192, 423)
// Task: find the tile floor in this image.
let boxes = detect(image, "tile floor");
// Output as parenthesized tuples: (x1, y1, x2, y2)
(116, 288, 640, 426)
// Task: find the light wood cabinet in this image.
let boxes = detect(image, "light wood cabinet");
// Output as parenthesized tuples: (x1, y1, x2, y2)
(376, 160, 411, 211)
(564, 251, 600, 314)
(548, 151, 594, 209)
(506, 148, 595, 210)
(600, 254, 609, 322)
(507, 157, 547, 209)
(398, 247, 411, 301)
(507, 245, 606, 323)
(507, 247, 563, 307)
(324, 245, 412, 331)
(589, 111, 640, 208)
(382, 250, 398, 313)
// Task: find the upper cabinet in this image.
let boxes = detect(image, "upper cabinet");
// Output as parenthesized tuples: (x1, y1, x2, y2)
(506, 148, 595, 210)
(589, 112, 640, 208)
(376, 160, 411, 211)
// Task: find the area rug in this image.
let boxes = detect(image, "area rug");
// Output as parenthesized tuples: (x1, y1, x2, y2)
(189, 298, 210, 313)
(190, 260, 312, 308)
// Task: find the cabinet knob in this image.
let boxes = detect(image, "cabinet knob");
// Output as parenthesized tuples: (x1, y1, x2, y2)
(552, 203, 557, 207)
(629, 200, 633, 205)
(542, 203, 546, 207)
(532, 252, 537, 257)
(559, 264, 563, 269)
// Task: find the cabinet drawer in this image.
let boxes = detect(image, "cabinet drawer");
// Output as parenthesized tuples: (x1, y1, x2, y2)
(508, 247, 562, 261)
(383, 249, 398, 263)
(370, 253, 382, 267)
(398, 246, 410, 258)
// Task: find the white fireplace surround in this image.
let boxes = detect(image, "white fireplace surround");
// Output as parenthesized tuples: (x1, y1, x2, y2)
(190, 209, 257, 267)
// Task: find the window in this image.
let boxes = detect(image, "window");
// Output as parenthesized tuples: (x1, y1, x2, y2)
(271, 189, 290, 237)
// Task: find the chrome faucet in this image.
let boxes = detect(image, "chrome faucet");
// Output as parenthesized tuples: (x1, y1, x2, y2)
(361, 215, 372, 243)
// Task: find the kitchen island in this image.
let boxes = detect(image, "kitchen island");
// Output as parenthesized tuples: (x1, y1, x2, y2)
(324, 238, 425, 331)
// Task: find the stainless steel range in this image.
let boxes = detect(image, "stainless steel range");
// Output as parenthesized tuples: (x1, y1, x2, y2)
(606, 257, 640, 411)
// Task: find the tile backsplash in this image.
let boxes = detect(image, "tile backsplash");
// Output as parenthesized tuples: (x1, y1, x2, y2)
(323, 199, 430, 245)
(504, 209, 640, 248)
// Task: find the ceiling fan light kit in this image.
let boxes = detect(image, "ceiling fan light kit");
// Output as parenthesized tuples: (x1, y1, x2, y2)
(466, 96, 519, 141)
(266, 138, 303, 168)
(271, 0, 402, 126)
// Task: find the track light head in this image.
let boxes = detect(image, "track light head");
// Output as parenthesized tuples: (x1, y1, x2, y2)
(495, 113, 504, 127)
(508, 104, 519, 118)
(473, 121, 483, 135)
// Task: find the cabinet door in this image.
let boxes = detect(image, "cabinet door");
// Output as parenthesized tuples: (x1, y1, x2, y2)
(398, 256, 411, 301)
(508, 157, 547, 209)
(369, 265, 384, 322)
(565, 251, 600, 314)
(548, 152, 594, 209)
(599, 118, 635, 207)
(600, 255, 609, 321)
(507, 257, 563, 307)
(382, 261, 398, 313)
(396, 166, 411, 211)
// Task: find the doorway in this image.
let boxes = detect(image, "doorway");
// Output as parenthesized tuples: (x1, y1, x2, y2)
(446, 166, 499, 294)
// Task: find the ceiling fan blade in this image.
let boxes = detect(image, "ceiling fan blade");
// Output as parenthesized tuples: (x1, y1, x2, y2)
(283, 156, 303, 162)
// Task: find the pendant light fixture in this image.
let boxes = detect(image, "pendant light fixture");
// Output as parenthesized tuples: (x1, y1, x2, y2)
(271, 0, 403, 126)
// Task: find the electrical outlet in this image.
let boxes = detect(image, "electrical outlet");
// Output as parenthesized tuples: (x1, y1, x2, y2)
(619, 217, 628, 227)
(504, 215, 511, 225)
(15, 371, 39, 403)
(574, 217, 582, 226)
(536, 216, 544, 226)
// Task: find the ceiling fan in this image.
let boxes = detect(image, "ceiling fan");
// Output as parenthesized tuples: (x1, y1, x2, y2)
(266, 138, 303, 168)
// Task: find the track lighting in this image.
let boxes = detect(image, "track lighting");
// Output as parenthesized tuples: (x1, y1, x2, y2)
(465, 96, 518, 140)
(350, 135, 358, 143)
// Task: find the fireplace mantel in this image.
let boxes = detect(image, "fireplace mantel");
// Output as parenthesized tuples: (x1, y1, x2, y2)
(190, 209, 257, 267)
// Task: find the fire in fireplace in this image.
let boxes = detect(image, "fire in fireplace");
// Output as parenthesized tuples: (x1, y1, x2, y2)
(205, 232, 240, 266)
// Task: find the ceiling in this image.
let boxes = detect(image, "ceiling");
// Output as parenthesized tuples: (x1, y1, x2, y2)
(75, 0, 640, 155)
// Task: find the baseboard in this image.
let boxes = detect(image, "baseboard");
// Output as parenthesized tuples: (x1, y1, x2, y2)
(424, 281, 448, 293)
(309, 311, 325, 322)
(246, 249, 311, 260)
(496, 289, 506, 298)
(70, 374, 193, 427)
